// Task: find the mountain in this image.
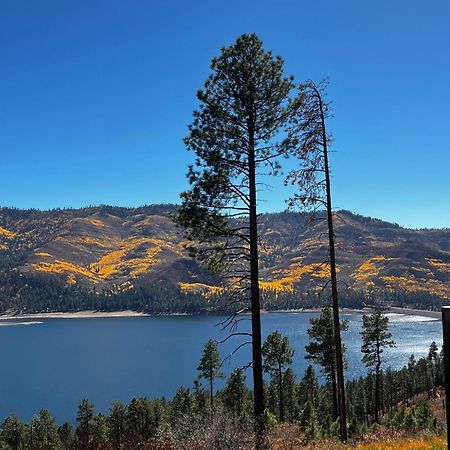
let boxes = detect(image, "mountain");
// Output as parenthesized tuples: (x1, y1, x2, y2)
(0, 205, 448, 312)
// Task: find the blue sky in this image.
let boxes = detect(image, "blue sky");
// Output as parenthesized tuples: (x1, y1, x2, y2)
(0, 1, 449, 228)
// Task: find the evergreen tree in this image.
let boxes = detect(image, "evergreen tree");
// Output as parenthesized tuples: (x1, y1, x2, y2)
(193, 380, 209, 418)
(197, 339, 224, 409)
(300, 401, 321, 440)
(262, 331, 294, 422)
(0, 415, 26, 450)
(305, 307, 348, 421)
(91, 414, 109, 450)
(283, 368, 297, 423)
(30, 409, 61, 450)
(221, 369, 249, 422)
(170, 388, 193, 427)
(360, 311, 396, 423)
(126, 397, 152, 445)
(298, 365, 320, 411)
(76, 399, 95, 450)
(174, 33, 300, 446)
(108, 401, 127, 449)
(57, 422, 74, 450)
(428, 341, 439, 398)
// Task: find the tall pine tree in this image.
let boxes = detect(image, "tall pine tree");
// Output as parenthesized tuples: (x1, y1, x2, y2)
(175, 33, 300, 446)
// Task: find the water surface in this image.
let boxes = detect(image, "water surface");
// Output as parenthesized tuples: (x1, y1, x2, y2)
(0, 312, 442, 423)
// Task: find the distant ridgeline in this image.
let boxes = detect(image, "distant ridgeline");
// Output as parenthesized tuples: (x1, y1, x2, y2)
(0, 204, 448, 314)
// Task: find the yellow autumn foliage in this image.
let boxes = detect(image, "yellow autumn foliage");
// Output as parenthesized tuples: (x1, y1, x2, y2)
(427, 258, 450, 274)
(260, 263, 334, 294)
(33, 260, 99, 282)
(382, 276, 449, 299)
(88, 218, 105, 227)
(355, 435, 446, 449)
(89, 237, 164, 279)
(351, 256, 393, 283)
(179, 283, 223, 297)
(67, 273, 77, 285)
(0, 226, 16, 239)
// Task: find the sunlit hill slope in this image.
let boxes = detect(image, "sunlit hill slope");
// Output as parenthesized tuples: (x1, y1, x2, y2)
(0, 205, 448, 303)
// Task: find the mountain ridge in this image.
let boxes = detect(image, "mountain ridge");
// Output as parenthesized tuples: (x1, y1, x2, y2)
(0, 204, 449, 307)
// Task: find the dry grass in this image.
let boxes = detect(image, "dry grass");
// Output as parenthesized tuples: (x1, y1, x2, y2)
(267, 424, 446, 450)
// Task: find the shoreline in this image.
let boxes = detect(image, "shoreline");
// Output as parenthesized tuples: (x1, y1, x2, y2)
(0, 306, 441, 321)
(266, 307, 373, 314)
(387, 306, 441, 320)
(0, 310, 151, 321)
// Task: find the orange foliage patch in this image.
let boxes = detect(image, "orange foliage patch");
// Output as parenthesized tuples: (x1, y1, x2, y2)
(89, 237, 164, 279)
(381, 276, 449, 299)
(179, 283, 223, 297)
(427, 258, 450, 274)
(0, 226, 16, 239)
(35, 252, 52, 257)
(88, 218, 105, 227)
(260, 263, 334, 294)
(33, 260, 99, 282)
(356, 435, 446, 449)
(351, 256, 393, 283)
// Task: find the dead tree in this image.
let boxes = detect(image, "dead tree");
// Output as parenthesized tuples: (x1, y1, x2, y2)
(286, 79, 348, 441)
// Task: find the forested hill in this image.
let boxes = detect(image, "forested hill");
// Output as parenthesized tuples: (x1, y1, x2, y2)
(0, 204, 448, 313)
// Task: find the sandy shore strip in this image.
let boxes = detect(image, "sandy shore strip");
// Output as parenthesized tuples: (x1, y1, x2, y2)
(265, 307, 374, 314)
(0, 321, 43, 326)
(388, 306, 442, 320)
(0, 310, 150, 321)
(0, 307, 442, 321)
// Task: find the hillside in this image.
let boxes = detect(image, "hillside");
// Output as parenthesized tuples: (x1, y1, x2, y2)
(0, 205, 449, 311)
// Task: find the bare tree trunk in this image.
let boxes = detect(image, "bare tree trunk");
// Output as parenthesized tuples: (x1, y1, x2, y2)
(278, 363, 284, 422)
(210, 376, 214, 409)
(375, 364, 381, 423)
(248, 118, 265, 448)
(331, 368, 338, 421)
(319, 92, 348, 442)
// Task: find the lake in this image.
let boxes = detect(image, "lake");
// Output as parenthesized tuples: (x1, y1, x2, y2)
(0, 312, 442, 423)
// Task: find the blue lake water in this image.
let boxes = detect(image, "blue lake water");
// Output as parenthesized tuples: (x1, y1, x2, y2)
(0, 312, 442, 423)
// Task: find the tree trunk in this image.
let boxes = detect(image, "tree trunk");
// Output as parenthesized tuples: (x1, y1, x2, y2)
(331, 369, 338, 421)
(375, 363, 381, 423)
(319, 91, 348, 442)
(248, 118, 265, 448)
(278, 363, 284, 422)
(210, 375, 214, 410)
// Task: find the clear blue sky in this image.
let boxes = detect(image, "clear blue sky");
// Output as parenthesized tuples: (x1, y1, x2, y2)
(1, 1, 449, 228)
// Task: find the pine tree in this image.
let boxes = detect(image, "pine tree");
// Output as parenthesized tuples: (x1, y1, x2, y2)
(262, 331, 294, 422)
(197, 339, 224, 409)
(91, 414, 109, 450)
(174, 33, 300, 446)
(0, 414, 26, 450)
(305, 307, 348, 422)
(298, 365, 320, 411)
(76, 399, 95, 450)
(360, 311, 396, 423)
(428, 341, 439, 398)
(30, 409, 61, 450)
(108, 401, 127, 449)
(221, 369, 249, 422)
(58, 422, 74, 450)
(283, 368, 297, 423)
